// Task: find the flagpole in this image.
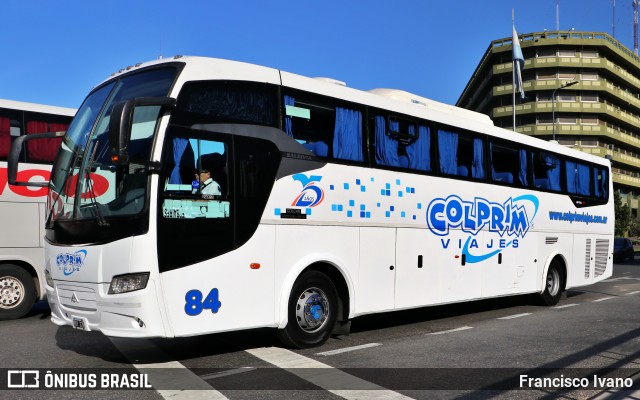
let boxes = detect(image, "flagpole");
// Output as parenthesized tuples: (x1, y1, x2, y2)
(512, 9, 516, 132)
(513, 61, 516, 132)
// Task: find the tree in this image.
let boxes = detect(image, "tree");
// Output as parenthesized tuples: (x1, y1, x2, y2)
(615, 190, 631, 236)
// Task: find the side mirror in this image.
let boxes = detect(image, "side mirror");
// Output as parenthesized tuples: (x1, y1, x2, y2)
(8, 131, 65, 187)
(109, 97, 176, 165)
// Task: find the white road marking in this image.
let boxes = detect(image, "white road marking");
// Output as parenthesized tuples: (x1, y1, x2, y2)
(497, 313, 531, 320)
(625, 291, 640, 296)
(316, 343, 382, 356)
(593, 296, 615, 302)
(552, 303, 579, 309)
(110, 337, 228, 400)
(247, 346, 413, 400)
(200, 367, 256, 380)
(428, 326, 473, 335)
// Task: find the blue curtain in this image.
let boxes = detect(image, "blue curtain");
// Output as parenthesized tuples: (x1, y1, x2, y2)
(519, 149, 528, 186)
(546, 154, 561, 191)
(333, 107, 363, 162)
(472, 138, 484, 178)
(375, 116, 399, 166)
(576, 163, 591, 196)
(284, 95, 294, 137)
(594, 168, 608, 199)
(407, 125, 430, 171)
(438, 130, 458, 175)
(565, 161, 577, 193)
(169, 138, 189, 184)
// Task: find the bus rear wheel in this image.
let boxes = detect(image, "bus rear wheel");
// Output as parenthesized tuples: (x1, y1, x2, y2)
(539, 259, 564, 306)
(278, 271, 338, 349)
(0, 264, 36, 320)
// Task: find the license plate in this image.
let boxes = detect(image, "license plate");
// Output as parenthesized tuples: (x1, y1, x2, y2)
(72, 317, 89, 331)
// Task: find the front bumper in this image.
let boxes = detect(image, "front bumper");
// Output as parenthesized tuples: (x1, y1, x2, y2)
(46, 279, 167, 338)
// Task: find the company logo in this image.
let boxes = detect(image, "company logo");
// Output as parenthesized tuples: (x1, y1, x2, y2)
(56, 250, 87, 276)
(426, 194, 539, 263)
(291, 173, 325, 207)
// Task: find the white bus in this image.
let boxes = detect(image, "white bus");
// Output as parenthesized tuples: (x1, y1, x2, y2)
(12, 57, 613, 347)
(0, 99, 75, 320)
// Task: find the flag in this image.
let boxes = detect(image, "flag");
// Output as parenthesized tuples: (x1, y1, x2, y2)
(512, 25, 525, 99)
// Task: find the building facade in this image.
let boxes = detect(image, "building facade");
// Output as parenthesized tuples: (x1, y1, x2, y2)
(457, 31, 640, 215)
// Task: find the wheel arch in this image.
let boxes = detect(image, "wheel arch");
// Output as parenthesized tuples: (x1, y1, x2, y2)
(539, 252, 568, 294)
(0, 259, 44, 300)
(277, 256, 354, 329)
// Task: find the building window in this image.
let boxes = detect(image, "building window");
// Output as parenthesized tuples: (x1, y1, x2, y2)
(582, 70, 598, 80)
(558, 48, 576, 57)
(582, 115, 599, 125)
(582, 48, 598, 58)
(558, 115, 577, 124)
(538, 115, 553, 124)
(558, 137, 577, 146)
(581, 92, 599, 102)
(537, 70, 556, 80)
(537, 48, 556, 58)
(557, 91, 576, 102)
(581, 138, 598, 146)
(537, 92, 553, 102)
(558, 70, 577, 80)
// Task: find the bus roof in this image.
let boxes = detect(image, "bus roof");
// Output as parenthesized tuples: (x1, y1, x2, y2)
(0, 98, 76, 117)
(107, 56, 610, 168)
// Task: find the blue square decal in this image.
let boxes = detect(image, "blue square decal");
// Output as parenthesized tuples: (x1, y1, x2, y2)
(347, 211, 353, 218)
(344, 183, 350, 190)
(356, 179, 361, 185)
(349, 200, 355, 207)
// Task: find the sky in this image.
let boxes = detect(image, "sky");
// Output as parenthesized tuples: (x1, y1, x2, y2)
(1, 1, 635, 110)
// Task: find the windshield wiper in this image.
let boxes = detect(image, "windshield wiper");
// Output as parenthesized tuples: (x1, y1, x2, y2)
(84, 142, 109, 227)
(46, 144, 85, 226)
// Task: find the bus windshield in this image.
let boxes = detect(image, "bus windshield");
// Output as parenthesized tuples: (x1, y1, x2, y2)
(47, 67, 178, 225)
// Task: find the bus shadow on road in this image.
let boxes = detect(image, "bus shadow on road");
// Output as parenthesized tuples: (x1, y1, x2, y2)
(349, 294, 544, 334)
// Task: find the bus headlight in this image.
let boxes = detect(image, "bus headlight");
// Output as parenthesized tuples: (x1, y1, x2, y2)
(108, 273, 150, 294)
(45, 269, 54, 287)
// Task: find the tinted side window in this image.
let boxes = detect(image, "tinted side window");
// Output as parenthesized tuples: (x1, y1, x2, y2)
(565, 160, 591, 196)
(283, 92, 364, 162)
(490, 141, 529, 187)
(174, 81, 278, 127)
(438, 128, 485, 179)
(373, 114, 431, 172)
(532, 151, 562, 192)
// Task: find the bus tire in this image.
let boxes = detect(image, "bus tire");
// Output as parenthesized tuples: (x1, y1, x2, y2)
(539, 259, 564, 306)
(0, 264, 36, 320)
(278, 271, 338, 349)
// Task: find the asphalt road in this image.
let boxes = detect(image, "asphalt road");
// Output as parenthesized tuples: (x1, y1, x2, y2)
(1, 260, 639, 400)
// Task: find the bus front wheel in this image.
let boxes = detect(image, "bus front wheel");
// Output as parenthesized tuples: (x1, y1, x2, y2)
(0, 264, 36, 320)
(278, 271, 338, 348)
(539, 259, 564, 306)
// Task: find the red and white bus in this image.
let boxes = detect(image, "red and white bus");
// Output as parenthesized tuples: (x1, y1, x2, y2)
(0, 99, 75, 319)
